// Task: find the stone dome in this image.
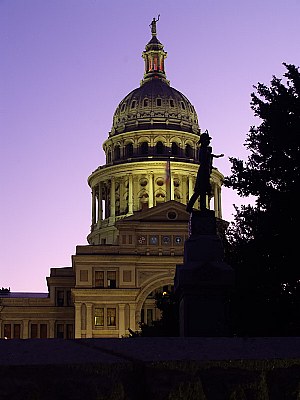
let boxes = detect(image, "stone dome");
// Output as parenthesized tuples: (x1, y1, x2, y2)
(110, 79, 200, 136)
(109, 23, 200, 137)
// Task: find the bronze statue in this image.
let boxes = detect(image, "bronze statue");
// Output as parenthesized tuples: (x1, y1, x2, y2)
(186, 130, 224, 213)
(150, 15, 160, 36)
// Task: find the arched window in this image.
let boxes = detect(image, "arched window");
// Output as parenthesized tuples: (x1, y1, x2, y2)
(143, 99, 149, 107)
(140, 141, 149, 155)
(125, 143, 133, 157)
(114, 145, 120, 160)
(156, 141, 164, 155)
(185, 144, 193, 158)
(171, 142, 179, 156)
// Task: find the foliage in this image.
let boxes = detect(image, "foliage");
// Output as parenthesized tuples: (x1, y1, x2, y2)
(224, 63, 300, 336)
(128, 289, 179, 337)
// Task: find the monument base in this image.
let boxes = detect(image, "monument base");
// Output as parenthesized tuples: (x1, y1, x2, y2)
(174, 210, 234, 337)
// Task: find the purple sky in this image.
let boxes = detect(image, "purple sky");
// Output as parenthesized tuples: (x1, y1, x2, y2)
(1, 0, 299, 292)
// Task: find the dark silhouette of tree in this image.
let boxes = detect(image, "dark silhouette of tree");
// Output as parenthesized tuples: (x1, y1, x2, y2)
(224, 63, 300, 336)
(128, 289, 179, 337)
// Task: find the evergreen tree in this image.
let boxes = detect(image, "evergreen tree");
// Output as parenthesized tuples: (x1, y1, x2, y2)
(224, 63, 300, 336)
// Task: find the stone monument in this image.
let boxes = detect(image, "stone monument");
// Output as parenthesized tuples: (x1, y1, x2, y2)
(175, 132, 234, 336)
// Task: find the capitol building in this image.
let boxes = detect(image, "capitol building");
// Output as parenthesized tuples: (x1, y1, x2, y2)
(0, 20, 224, 339)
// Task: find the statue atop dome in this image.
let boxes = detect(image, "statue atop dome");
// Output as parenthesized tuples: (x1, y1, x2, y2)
(150, 15, 160, 36)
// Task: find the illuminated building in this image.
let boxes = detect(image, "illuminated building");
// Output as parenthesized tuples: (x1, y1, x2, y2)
(0, 21, 224, 339)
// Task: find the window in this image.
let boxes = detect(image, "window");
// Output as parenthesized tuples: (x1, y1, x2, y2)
(121, 103, 126, 112)
(147, 309, 153, 325)
(169, 99, 174, 107)
(4, 324, 11, 339)
(107, 271, 116, 288)
(181, 101, 186, 110)
(40, 324, 47, 338)
(156, 98, 162, 106)
(95, 271, 104, 288)
(171, 142, 179, 155)
(125, 143, 133, 157)
(66, 324, 73, 339)
(67, 290, 72, 306)
(156, 141, 164, 155)
(56, 290, 64, 306)
(140, 141, 148, 155)
(123, 270, 132, 282)
(131, 100, 136, 109)
(114, 145, 120, 160)
(143, 99, 149, 107)
(56, 324, 64, 339)
(94, 308, 104, 326)
(107, 308, 116, 326)
(80, 270, 88, 282)
(31, 324, 38, 338)
(13, 324, 21, 339)
(185, 144, 192, 158)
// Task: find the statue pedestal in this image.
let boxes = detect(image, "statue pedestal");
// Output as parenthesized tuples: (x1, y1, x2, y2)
(174, 210, 234, 337)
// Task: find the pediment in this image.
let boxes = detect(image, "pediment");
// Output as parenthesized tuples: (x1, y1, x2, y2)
(116, 201, 190, 226)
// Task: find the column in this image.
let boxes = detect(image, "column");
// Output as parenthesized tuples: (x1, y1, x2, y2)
(97, 182, 102, 223)
(91, 187, 96, 226)
(86, 303, 93, 338)
(23, 319, 29, 339)
(148, 172, 154, 208)
(74, 302, 82, 339)
(171, 174, 174, 200)
(49, 320, 55, 338)
(129, 304, 136, 331)
(213, 183, 219, 217)
(188, 175, 194, 198)
(118, 304, 126, 338)
(182, 175, 187, 204)
(218, 187, 222, 219)
(110, 177, 115, 218)
(128, 174, 133, 214)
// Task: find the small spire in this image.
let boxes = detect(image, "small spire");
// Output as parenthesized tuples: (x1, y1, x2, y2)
(149, 15, 160, 36)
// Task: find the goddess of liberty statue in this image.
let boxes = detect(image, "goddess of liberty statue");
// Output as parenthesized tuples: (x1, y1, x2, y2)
(150, 15, 160, 36)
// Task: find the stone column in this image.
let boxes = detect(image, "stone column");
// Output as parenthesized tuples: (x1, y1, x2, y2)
(110, 177, 115, 218)
(91, 188, 96, 226)
(128, 174, 133, 214)
(49, 320, 55, 338)
(129, 304, 136, 331)
(74, 302, 82, 339)
(188, 175, 194, 198)
(97, 182, 102, 222)
(171, 173, 174, 200)
(119, 177, 125, 214)
(148, 172, 154, 208)
(86, 303, 93, 338)
(23, 319, 29, 339)
(118, 304, 126, 338)
(213, 183, 219, 217)
(182, 175, 187, 204)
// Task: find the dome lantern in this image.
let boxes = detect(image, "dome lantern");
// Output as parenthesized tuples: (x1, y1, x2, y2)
(141, 15, 169, 86)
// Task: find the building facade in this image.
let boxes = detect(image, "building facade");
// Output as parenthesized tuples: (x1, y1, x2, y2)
(0, 21, 224, 339)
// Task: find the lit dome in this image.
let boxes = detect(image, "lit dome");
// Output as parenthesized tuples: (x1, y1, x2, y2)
(111, 79, 199, 136)
(109, 23, 200, 137)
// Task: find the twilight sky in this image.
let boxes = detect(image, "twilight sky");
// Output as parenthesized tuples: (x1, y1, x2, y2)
(1, 0, 299, 292)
